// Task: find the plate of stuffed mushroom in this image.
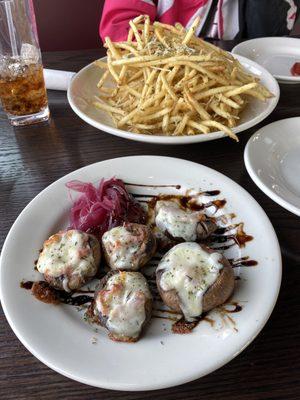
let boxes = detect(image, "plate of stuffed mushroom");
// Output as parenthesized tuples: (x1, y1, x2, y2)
(0, 156, 281, 391)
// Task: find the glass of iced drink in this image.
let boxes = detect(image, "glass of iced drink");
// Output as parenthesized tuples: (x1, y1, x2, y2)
(0, 0, 49, 126)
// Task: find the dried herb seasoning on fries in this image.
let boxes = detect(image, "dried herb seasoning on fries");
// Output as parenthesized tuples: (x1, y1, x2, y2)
(94, 15, 273, 141)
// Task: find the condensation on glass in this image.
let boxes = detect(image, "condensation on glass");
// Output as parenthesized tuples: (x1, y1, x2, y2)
(0, 0, 49, 126)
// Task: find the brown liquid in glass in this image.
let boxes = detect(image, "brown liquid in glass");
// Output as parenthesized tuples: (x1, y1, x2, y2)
(0, 63, 47, 116)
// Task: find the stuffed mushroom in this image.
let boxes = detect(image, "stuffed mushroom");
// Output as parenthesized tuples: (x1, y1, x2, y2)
(37, 229, 101, 292)
(94, 270, 152, 342)
(102, 223, 156, 271)
(156, 242, 234, 321)
(155, 200, 217, 242)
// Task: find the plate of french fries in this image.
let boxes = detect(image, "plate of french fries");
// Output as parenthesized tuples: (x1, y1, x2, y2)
(68, 16, 279, 144)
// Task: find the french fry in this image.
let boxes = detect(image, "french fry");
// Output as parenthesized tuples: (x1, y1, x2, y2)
(175, 22, 184, 31)
(139, 107, 173, 121)
(127, 28, 134, 42)
(141, 69, 157, 100)
(124, 85, 142, 98)
(218, 94, 240, 109)
(154, 27, 169, 48)
(129, 20, 144, 49)
(182, 17, 200, 45)
(118, 108, 140, 127)
(106, 54, 120, 83)
(94, 16, 272, 141)
(105, 37, 121, 59)
(167, 65, 180, 83)
(225, 82, 257, 97)
(162, 113, 170, 133)
(190, 79, 216, 93)
(187, 120, 210, 134)
(127, 70, 143, 83)
(94, 101, 125, 115)
(232, 94, 244, 105)
(174, 113, 190, 135)
(134, 122, 163, 129)
(96, 70, 109, 89)
(184, 88, 211, 120)
(114, 42, 140, 56)
(111, 54, 216, 67)
(210, 102, 235, 120)
(143, 15, 150, 44)
(202, 120, 238, 141)
(153, 21, 182, 35)
(195, 85, 238, 100)
(161, 72, 177, 100)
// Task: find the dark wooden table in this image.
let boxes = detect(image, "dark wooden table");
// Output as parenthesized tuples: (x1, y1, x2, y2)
(1, 41, 300, 400)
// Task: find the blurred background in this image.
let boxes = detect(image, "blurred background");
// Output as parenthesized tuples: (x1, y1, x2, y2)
(33, 0, 300, 51)
(33, 0, 103, 51)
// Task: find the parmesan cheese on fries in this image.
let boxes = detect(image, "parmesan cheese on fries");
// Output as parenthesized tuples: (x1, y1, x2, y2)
(94, 15, 273, 141)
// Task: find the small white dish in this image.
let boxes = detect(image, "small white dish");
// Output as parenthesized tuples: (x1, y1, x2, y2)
(232, 37, 300, 84)
(0, 156, 281, 390)
(67, 55, 279, 144)
(244, 117, 300, 216)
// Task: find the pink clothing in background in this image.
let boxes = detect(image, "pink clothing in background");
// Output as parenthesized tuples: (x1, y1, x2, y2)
(100, 0, 299, 42)
(99, 0, 240, 42)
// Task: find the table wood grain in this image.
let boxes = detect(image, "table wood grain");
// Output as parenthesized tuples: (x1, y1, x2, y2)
(1, 41, 300, 400)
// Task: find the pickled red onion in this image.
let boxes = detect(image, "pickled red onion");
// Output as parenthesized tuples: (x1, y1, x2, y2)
(66, 178, 146, 239)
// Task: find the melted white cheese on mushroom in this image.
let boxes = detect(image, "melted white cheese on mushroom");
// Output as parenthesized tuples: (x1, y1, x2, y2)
(102, 226, 142, 270)
(155, 201, 200, 241)
(157, 242, 223, 321)
(95, 272, 152, 339)
(37, 230, 97, 290)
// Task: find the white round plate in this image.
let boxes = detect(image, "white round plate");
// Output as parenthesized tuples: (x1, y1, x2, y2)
(67, 55, 279, 144)
(0, 156, 281, 391)
(244, 117, 300, 216)
(232, 37, 300, 84)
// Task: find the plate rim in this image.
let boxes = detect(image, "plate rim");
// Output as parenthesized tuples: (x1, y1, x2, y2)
(67, 55, 280, 144)
(0, 155, 282, 390)
(232, 37, 300, 82)
(244, 117, 300, 217)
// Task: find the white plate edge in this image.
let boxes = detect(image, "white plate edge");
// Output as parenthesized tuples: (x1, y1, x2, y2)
(232, 37, 300, 82)
(244, 118, 300, 217)
(67, 55, 280, 144)
(0, 155, 283, 390)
